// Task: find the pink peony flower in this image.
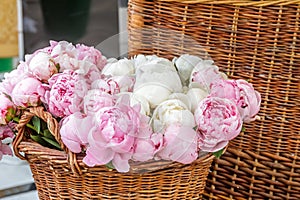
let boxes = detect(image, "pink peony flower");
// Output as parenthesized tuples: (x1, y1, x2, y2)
(11, 77, 42, 107)
(190, 60, 226, 91)
(91, 75, 135, 94)
(0, 125, 14, 139)
(49, 41, 106, 73)
(210, 79, 261, 122)
(133, 132, 163, 162)
(132, 114, 162, 162)
(25, 51, 58, 81)
(74, 62, 102, 85)
(157, 124, 199, 164)
(0, 143, 12, 160)
(0, 125, 14, 160)
(107, 76, 135, 93)
(50, 41, 78, 72)
(0, 93, 16, 125)
(83, 96, 141, 172)
(236, 80, 261, 122)
(194, 97, 242, 152)
(76, 44, 107, 70)
(41, 70, 89, 118)
(91, 77, 125, 95)
(45, 40, 59, 53)
(0, 62, 30, 96)
(60, 112, 94, 153)
(210, 79, 241, 104)
(135, 114, 152, 139)
(83, 89, 115, 115)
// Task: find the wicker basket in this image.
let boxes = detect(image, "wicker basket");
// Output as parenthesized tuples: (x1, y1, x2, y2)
(128, 0, 300, 199)
(12, 106, 214, 200)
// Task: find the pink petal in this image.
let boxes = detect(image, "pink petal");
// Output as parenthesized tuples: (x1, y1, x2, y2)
(61, 137, 82, 153)
(112, 153, 131, 172)
(0, 143, 12, 160)
(200, 140, 228, 152)
(132, 139, 155, 162)
(158, 125, 198, 164)
(83, 146, 114, 167)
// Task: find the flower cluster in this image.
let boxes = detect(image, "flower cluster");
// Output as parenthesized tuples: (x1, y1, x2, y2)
(0, 41, 261, 172)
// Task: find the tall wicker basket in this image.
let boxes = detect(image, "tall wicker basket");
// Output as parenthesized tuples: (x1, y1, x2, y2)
(12, 106, 214, 199)
(128, 0, 300, 199)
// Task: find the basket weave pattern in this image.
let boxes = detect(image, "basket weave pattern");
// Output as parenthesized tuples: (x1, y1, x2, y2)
(128, 0, 300, 199)
(13, 107, 214, 200)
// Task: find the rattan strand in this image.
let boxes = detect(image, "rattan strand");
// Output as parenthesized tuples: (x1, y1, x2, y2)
(13, 107, 82, 175)
(160, 0, 300, 6)
(13, 106, 214, 199)
(128, 0, 300, 199)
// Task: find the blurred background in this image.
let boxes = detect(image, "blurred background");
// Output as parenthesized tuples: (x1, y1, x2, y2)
(0, 0, 128, 76)
(0, 0, 127, 199)
(24, 0, 119, 54)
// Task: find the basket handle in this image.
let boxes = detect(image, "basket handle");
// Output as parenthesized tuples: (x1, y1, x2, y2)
(12, 106, 82, 175)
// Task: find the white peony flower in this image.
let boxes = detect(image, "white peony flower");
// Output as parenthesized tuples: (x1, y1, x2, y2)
(133, 54, 174, 70)
(134, 82, 172, 109)
(151, 99, 195, 132)
(135, 62, 182, 93)
(118, 92, 150, 115)
(168, 93, 192, 111)
(186, 87, 209, 113)
(173, 54, 202, 86)
(102, 58, 135, 76)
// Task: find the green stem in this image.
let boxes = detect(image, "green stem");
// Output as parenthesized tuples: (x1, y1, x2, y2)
(13, 117, 37, 132)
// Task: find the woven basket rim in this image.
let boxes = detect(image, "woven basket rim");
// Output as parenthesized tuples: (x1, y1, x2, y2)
(157, 0, 300, 6)
(13, 106, 215, 175)
(18, 140, 214, 174)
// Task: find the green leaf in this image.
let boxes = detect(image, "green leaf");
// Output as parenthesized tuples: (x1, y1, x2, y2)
(30, 134, 47, 146)
(5, 107, 16, 122)
(173, 63, 179, 71)
(213, 148, 224, 158)
(105, 161, 115, 170)
(3, 93, 12, 101)
(55, 63, 60, 71)
(41, 120, 48, 132)
(193, 126, 198, 131)
(242, 126, 246, 132)
(43, 129, 55, 140)
(42, 137, 62, 150)
(32, 116, 41, 134)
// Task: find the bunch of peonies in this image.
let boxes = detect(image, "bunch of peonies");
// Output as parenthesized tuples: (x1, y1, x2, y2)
(0, 41, 107, 162)
(0, 41, 261, 172)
